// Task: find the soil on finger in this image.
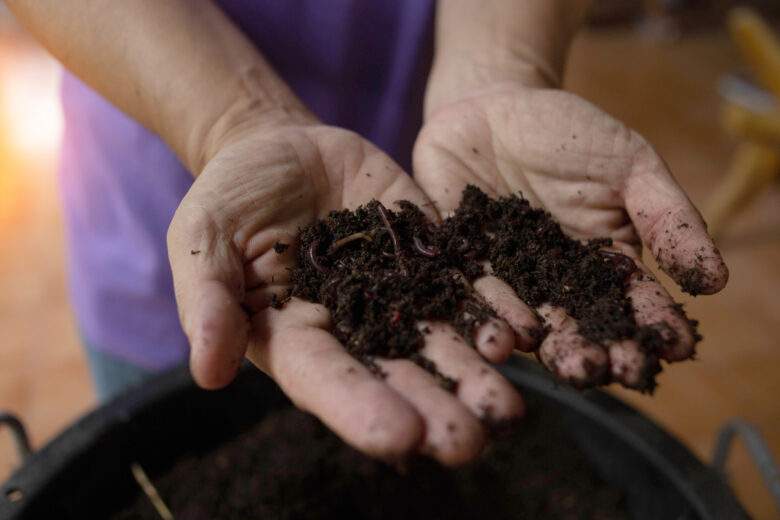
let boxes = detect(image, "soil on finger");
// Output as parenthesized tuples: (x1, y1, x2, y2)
(280, 186, 701, 392)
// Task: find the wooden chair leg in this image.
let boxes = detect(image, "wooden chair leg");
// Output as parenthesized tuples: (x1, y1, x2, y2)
(704, 141, 780, 239)
(729, 8, 780, 99)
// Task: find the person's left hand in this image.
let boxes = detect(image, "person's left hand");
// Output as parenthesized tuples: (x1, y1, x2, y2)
(413, 81, 729, 388)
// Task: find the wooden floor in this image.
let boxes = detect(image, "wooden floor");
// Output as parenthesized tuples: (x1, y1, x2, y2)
(0, 24, 778, 519)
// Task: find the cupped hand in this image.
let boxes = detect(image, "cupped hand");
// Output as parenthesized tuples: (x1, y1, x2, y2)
(414, 83, 729, 388)
(167, 116, 523, 466)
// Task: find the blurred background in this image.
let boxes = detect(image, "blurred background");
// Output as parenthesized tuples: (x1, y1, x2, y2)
(0, 1, 779, 518)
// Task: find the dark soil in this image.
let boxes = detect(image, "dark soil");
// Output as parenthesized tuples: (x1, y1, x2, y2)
(285, 196, 495, 383)
(113, 398, 628, 520)
(280, 186, 700, 391)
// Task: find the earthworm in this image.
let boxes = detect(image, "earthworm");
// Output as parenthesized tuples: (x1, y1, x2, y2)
(307, 240, 329, 274)
(375, 202, 400, 258)
(328, 232, 373, 254)
(376, 202, 407, 275)
(412, 236, 439, 258)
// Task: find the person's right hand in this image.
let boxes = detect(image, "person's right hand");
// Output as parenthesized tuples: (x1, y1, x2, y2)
(167, 112, 524, 466)
(414, 81, 729, 390)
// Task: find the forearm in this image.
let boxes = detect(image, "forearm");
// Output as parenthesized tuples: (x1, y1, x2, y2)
(425, 0, 590, 116)
(7, 0, 313, 174)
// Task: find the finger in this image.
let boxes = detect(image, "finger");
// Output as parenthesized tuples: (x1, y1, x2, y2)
(244, 286, 289, 312)
(607, 339, 659, 390)
(628, 271, 699, 362)
(378, 359, 486, 466)
(413, 151, 479, 218)
(185, 281, 250, 389)
(167, 207, 249, 389)
(537, 305, 609, 387)
(244, 243, 295, 289)
(379, 174, 441, 224)
(472, 275, 543, 352)
(624, 144, 728, 295)
(472, 317, 515, 364)
(419, 322, 524, 424)
(607, 243, 699, 362)
(242, 226, 300, 289)
(247, 299, 423, 460)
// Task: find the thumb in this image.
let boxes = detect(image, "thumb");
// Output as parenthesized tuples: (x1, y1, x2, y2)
(168, 206, 249, 389)
(624, 145, 729, 296)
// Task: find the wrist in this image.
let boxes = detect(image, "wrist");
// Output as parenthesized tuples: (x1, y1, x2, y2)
(188, 64, 317, 175)
(423, 49, 557, 120)
(425, 0, 590, 120)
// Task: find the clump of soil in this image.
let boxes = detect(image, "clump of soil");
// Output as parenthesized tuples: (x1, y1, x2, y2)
(114, 398, 628, 519)
(280, 186, 700, 391)
(286, 198, 494, 385)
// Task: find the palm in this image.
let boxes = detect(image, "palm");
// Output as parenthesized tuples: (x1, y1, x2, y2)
(169, 123, 522, 465)
(414, 85, 728, 387)
(418, 86, 660, 243)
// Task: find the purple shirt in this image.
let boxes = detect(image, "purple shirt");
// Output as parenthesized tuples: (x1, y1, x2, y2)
(59, 1, 434, 369)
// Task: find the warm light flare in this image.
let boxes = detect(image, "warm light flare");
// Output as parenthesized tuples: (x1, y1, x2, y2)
(0, 40, 64, 226)
(1, 50, 63, 158)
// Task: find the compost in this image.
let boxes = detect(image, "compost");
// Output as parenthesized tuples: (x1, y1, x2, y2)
(113, 398, 627, 519)
(281, 186, 699, 391)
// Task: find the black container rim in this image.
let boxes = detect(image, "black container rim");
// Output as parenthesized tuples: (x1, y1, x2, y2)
(0, 356, 748, 519)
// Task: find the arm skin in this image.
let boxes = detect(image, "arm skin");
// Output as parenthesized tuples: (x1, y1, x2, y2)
(415, 0, 729, 388)
(6, 1, 531, 466)
(425, 0, 590, 115)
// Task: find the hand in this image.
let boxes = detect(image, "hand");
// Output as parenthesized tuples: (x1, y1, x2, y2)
(414, 82, 729, 388)
(167, 114, 523, 465)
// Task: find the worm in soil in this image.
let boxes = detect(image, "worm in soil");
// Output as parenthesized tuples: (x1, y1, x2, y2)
(376, 202, 407, 275)
(307, 240, 329, 274)
(376, 202, 401, 257)
(328, 232, 373, 254)
(412, 236, 439, 258)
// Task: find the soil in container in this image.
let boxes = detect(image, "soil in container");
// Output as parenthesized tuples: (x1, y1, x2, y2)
(113, 394, 627, 519)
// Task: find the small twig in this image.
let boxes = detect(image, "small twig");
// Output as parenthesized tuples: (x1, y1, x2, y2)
(376, 202, 401, 258)
(412, 236, 439, 258)
(131, 462, 175, 520)
(307, 240, 329, 274)
(328, 232, 373, 254)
